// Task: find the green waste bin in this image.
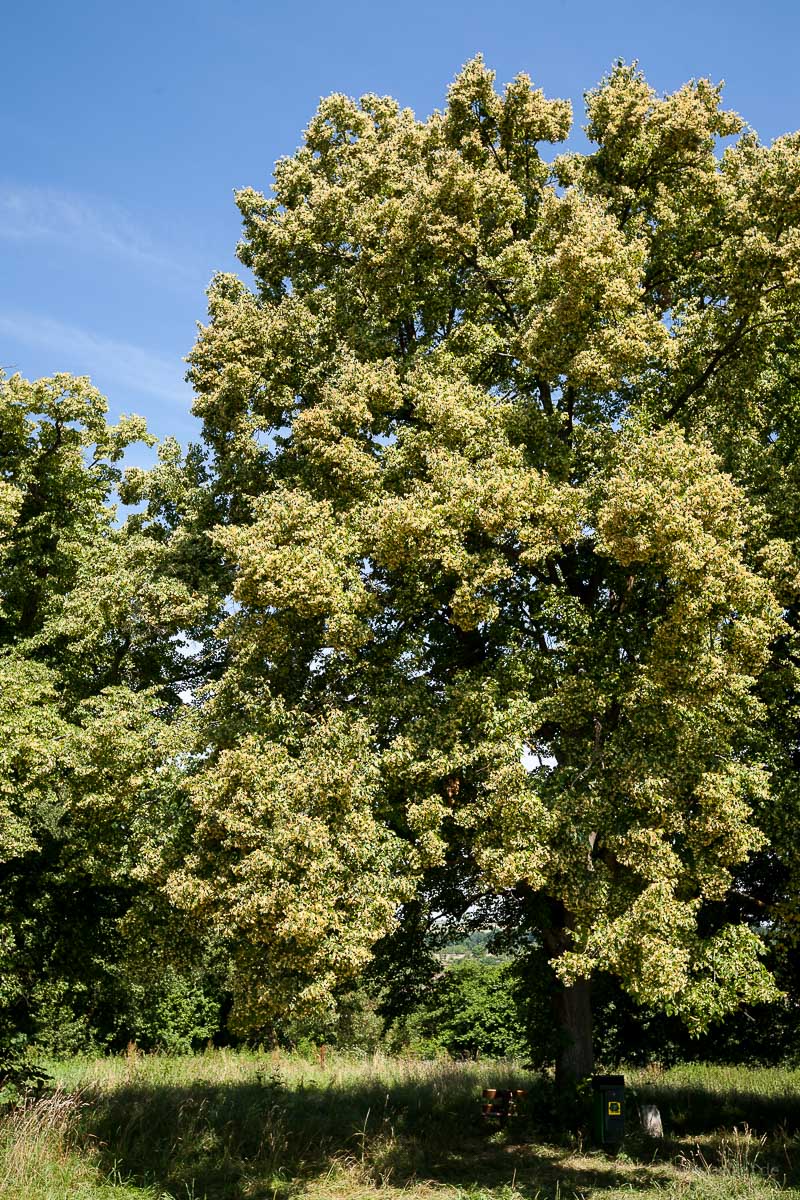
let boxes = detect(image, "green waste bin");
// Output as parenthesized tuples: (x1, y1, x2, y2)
(591, 1074, 625, 1147)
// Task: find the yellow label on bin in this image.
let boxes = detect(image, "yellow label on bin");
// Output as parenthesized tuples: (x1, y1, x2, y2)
(607, 1101, 621, 1116)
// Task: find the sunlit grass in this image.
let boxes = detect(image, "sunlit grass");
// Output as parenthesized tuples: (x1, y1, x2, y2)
(3, 1052, 800, 1198)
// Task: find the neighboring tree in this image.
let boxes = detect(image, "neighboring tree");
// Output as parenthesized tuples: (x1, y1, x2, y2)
(0, 372, 217, 1064)
(174, 59, 800, 1085)
(393, 958, 530, 1059)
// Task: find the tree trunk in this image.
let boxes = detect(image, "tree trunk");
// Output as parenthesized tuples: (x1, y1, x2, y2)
(553, 976, 594, 1091)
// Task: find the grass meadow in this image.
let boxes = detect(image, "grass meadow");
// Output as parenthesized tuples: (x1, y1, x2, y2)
(3, 1051, 800, 1199)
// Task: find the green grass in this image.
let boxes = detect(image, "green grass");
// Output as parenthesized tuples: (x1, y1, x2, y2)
(3, 1052, 800, 1199)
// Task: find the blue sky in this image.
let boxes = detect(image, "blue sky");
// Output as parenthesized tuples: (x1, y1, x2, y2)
(3, 0, 799, 463)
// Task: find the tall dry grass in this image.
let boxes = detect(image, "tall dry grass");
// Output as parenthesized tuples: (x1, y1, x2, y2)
(2, 1053, 800, 1198)
(0, 1090, 81, 1187)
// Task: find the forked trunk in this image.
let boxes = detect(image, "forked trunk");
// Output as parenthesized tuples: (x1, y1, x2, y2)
(553, 975, 594, 1091)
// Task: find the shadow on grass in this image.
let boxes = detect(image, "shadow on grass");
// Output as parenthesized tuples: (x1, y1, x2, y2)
(72, 1068, 800, 1199)
(637, 1075, 800, 1139)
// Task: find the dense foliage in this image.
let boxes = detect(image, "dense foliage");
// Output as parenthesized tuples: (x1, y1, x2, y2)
(172, 57, 800, 1079)
(0, 374, 223, 1077)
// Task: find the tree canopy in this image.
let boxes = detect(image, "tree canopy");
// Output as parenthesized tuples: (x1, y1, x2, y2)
(0, 373, 219, 1067)
(163, 57, 800, 1079)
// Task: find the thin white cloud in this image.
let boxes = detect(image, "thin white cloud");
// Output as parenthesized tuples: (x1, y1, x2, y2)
(0, 311, 191, 408)
(0, 184, 194, 283)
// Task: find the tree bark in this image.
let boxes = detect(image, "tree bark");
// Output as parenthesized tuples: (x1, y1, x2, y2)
(553, 975, 594, 1091)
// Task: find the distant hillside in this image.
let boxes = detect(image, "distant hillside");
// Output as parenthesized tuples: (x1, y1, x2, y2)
(437, 929, 509, 965)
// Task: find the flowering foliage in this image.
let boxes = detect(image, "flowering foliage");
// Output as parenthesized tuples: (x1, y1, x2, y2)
(0, 373, 209, 1059)
(176, 58, 800, 1040)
